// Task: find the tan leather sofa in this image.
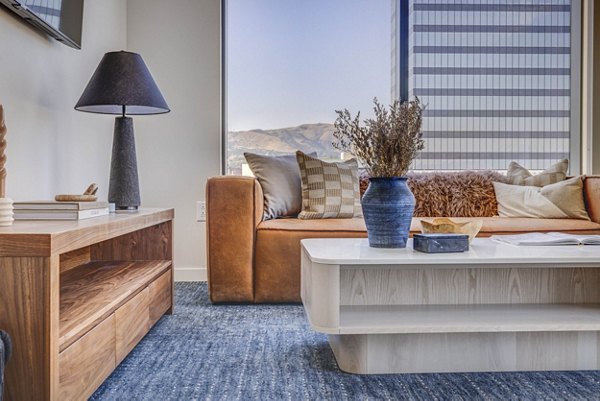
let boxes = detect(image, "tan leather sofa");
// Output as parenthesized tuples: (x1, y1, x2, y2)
(206, 175, 600, 303)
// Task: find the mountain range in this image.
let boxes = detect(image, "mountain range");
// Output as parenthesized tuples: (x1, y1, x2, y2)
(227, 123, 343, 173)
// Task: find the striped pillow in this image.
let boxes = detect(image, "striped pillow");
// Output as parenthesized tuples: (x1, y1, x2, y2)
(296, 151, 362, 219)
(507, 159, 568, 187)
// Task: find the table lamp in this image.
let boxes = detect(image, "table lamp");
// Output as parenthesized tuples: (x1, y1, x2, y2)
(75, 51, 169, 210)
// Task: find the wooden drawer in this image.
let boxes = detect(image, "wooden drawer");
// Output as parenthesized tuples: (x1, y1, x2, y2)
(115, 288, 151, 364)
(149, 270, 172, 325)
(59, 315, 116, 401)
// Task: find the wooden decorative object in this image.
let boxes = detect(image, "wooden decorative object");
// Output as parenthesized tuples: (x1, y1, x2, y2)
(0, 105, 6, 198)
(0, 105, 14, 226)
(54, 195, 97, 202)
(55, 183, 99, 202)
(84, 183, 98, 195)
(420, 217, 483, 242)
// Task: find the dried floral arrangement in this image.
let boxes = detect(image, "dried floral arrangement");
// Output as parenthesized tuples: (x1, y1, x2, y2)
(333, 98, 424, 177)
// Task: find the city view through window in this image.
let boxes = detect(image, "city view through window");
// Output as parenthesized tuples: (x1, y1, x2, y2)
(225, 0, 577, 174)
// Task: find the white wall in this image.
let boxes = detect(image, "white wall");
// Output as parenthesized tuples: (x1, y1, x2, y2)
(0, 1, 127, 201)
(127, 0, 221, 281)
(0, 0, 219, 281)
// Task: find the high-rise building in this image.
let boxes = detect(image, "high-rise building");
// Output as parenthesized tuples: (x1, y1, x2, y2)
(399, 0, 579, 171)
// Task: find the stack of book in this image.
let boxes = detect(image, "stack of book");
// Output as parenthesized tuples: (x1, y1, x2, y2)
(13, 201, 110, 220)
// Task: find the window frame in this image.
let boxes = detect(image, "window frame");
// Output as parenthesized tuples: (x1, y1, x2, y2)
(221, 0, 583, 175)
(221, 0, 227, 175)
(570, 0, 582, 175)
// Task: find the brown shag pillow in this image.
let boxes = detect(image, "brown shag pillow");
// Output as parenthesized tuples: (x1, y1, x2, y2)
(360, 171, 508, 217)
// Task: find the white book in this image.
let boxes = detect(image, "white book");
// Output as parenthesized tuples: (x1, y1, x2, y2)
(14, 201, 109, 211)
(491, 232, 600, 246)
(14, 207, 109, 220)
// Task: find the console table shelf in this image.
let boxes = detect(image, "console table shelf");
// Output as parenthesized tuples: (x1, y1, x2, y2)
(59, 260, 172, 351)
(0, 208, 174, 401)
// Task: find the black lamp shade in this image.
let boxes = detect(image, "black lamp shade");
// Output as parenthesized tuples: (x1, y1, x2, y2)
(75, 51, 169, 115)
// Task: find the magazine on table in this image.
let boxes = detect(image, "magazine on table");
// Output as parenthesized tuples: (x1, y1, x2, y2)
(491, 232, 600, 246)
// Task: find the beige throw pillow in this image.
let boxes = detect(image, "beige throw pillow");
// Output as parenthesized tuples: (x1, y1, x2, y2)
(493, 176, 590, 220)
(296, 151, 362, 219)
(507, 159, 568, 186)
(244, 152, 317, 220)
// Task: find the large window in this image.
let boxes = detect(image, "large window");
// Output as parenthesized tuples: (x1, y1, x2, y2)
(224, 0, 581, 173)
(224, 0, 392, 174)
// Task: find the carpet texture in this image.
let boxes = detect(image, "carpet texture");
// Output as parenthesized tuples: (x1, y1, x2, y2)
(92, 283, 600, 401)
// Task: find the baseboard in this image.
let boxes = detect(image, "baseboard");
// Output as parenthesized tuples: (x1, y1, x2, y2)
(174, 266, 207, 282)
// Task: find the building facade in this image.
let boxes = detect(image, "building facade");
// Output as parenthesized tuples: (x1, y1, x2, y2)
(403, 0, 577, 171)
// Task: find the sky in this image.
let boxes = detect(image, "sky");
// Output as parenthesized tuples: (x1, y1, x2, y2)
(226, 0, 392, 132)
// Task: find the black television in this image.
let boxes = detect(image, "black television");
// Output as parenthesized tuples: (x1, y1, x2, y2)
(0, 0, 84, 49)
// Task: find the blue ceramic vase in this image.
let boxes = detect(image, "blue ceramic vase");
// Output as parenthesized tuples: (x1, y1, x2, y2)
(361, 177, 415, 248)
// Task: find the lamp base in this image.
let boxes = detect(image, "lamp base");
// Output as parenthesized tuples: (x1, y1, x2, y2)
(116, 206, 139, 211)
(108, 117, 140, 210)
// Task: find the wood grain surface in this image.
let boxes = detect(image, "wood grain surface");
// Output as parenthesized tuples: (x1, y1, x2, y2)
(0, 208, 173, 257)
(2, 209, 174, 400)
(59, 260, 171, 351)
(59, 246, 91, 274)
(340, 267, 600, 306)
(329, 331, 600, 374)
(0, 256, 59, 401)
(337, 304, 600, 334)
(115, 288, 150, 364)
(0, 234, 51, 257)
(148, 271, 172, 324)
(58, 315, 116, 400)
(300, 253, 340, 332)
(91, 221, 172, 261)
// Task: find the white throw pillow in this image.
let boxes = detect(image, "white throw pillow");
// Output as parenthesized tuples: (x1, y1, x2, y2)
(493, 176, 590, 220)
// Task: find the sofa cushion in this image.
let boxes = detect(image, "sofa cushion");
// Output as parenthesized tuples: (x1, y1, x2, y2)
(244, 152, 309, 220)
(258, 217, 367, 232)
(296, 151, 362, 219)
(407, 170, 507, 217)
(360, 170, 508, 217)
(258, 216, 600, 235)
(493, 177, 590, 220)
(507, 159, 568, 186)
(254, 219, 367, 303)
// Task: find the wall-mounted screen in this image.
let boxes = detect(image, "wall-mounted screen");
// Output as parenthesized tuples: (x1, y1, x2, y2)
(0, 0, 84, 49)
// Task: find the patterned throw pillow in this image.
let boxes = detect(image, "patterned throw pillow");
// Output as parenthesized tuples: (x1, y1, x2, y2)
(506, 159, 568, 186)
(296, 151, 362, 219)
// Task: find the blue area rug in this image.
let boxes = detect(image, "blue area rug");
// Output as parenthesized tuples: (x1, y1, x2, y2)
(92, 283, 600, 400)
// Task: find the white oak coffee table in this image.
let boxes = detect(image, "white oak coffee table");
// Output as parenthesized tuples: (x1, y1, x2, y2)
(301, 237, 600, 374)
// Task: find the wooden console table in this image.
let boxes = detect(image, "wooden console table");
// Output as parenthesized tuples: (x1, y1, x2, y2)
(0, 208, 174, 401)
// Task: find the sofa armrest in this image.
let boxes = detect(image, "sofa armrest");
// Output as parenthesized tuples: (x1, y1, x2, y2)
(584, 176, 600, 223)
(206, 176, 263, 303)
